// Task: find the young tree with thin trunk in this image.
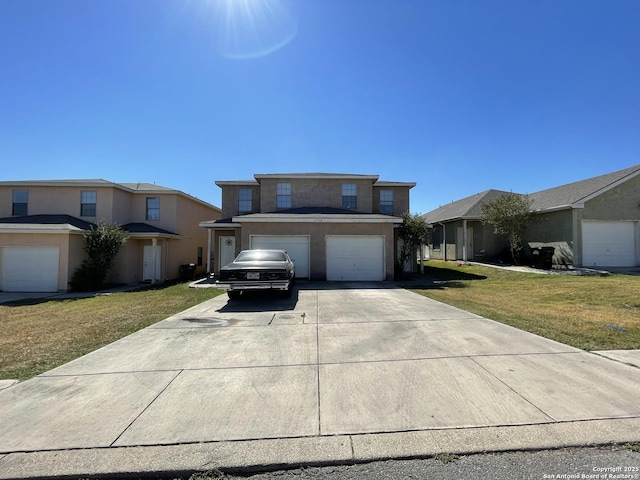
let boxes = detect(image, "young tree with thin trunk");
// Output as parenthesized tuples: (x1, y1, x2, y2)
(70, 221, 128, 291)
(481, 193, 535, 264)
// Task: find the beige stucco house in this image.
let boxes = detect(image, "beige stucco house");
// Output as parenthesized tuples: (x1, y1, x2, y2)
(200, 173, 416, 281)
(423, 164, 640, 268)
(0, 180, 221, 292)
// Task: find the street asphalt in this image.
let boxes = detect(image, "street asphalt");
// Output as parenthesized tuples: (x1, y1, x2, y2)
(0, 281, 639, 479)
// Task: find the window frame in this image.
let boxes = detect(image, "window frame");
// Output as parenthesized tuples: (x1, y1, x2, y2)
(342, 183, 357, 210)
(238, 188, 252, 214)
(380, 190, 394, 215)
(12, 189, 28, 216)
(80, 190, 97, 217)
(146, 197, 160, 221)
(276, 182, 291, 210)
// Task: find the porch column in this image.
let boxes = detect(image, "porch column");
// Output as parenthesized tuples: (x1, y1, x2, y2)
(206, 228, 212, 275)
(462, 219, 468, 262)
(151, 238, 158, 285)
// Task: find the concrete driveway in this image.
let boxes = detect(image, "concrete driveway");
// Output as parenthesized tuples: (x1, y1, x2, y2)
(1, 282, 639, 478)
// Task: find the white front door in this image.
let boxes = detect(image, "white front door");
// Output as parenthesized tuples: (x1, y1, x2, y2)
(219, 236, 236, 270)
(143, 245, 161, 281)
(456, 227, 473, 260)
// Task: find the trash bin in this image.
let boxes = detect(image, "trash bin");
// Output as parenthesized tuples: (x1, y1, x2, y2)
(530, 247, 555, 270)
(180, 263, 196, 280)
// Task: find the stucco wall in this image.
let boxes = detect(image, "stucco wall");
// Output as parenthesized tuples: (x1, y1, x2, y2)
(582, 175, 640, 221)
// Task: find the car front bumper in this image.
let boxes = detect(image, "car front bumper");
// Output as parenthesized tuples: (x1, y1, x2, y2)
(215, 280, 291, 291)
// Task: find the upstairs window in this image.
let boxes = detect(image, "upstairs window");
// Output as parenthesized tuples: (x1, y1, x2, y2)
(12, 189, 28, 216)
(342, 183, 357, 209)
(238, 189, 252, 213)
(380, 190, 394, 215)
(276, 183, 291, 210)
(80, 190, 97, 217)
(146, 197, 160, 220)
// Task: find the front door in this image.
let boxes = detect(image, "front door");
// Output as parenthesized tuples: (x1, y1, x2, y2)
(219, 236, 236, 270)
(456, 227, 473, 260)
(143, 245, 161, 282)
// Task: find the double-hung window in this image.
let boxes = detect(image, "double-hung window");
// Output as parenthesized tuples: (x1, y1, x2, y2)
(238, 189, 252, 213)
(80, 190, 97, 217)
(276, 183, 291, 210)
(342, 183, 357, 209)
(146, 197, 160, 221)
(380, 190, 394, 215)
(12, 190, 28, 216)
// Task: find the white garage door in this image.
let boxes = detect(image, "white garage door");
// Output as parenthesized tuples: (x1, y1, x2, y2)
(2, 247, 59, 292)
(582, 222, 636, 267)
(326, 235, 385, 281)
(250, 235, 310, 279)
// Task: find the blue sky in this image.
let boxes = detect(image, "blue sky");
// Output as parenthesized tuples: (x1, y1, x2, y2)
(1, 0, 639, 214)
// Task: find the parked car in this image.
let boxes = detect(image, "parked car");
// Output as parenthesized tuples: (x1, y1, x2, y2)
(216, 249, 295, 299)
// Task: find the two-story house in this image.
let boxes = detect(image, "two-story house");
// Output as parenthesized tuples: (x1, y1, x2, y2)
(0, 180, 221, 292)
(200, 173, 415, 281)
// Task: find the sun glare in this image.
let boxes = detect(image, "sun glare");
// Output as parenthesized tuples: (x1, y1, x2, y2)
(212, 0, 297, 59)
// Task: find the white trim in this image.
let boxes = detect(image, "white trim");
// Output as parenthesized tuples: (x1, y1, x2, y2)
(0, 224, 85, 234)
(254, 174, 379, 181)
(232, 214, 402, 224)
(199, 221, 242, 228)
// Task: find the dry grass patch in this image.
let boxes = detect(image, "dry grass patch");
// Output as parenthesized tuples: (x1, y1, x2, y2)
(413, 262, 640, 351)
(0, 282, 223, 380)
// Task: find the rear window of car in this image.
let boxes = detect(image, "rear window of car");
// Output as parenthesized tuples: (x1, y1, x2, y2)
(235, 251, 286, 262)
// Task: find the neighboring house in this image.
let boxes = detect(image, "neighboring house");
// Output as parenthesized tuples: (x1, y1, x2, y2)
(0, 180, 221, 292)
(423, 164, 640, 268)
(199, 173, 416, 281)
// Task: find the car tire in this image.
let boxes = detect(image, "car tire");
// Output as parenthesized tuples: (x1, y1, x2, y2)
(228, 291, 241, 300)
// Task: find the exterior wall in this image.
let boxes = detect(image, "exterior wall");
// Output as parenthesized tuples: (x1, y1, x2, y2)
(582, 175, 640, 221)
(225, 178, 380, 214)
(0, 185, 117, 222)
(220, 184, 261, 218)
(174, 197, 221, 277)
(372, 186, 410, 216)
(525, 209, 574, 266)
(237, 222, 396, 280)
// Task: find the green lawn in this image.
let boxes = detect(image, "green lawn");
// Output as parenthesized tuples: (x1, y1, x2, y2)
(411, 261, 640, 351)
(0, 282, 223, 380)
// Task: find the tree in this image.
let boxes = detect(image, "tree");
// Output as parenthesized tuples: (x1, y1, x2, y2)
(481, 193, 535, 264)
(70, 221, 128, 291)
(396, 211, 429, 278)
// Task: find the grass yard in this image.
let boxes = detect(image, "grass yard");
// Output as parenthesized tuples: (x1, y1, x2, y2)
(412, 261, 640, 351)
(0, 282, 223, 380)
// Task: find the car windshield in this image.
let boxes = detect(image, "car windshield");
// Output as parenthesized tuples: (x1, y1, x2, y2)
(235, 251, 286, 262)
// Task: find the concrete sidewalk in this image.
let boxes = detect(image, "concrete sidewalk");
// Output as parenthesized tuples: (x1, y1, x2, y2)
(1, 283, 639, 479)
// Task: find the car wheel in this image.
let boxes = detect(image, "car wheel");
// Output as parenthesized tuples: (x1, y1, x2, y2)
(228, 291, 241, 300)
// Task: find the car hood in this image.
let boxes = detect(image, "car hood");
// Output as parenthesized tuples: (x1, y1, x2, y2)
(221, 261, 289, 271)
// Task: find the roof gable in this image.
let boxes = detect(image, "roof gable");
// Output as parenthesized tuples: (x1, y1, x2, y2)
(530, 164, 640, 211)
(422, 190, 512, 223)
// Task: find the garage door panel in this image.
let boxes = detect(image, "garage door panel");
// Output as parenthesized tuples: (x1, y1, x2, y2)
(250, 235, 310, 279)
(326, 236, 385, 281)
(2, 247, 59, 292)
(582, 222, 636, 267)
